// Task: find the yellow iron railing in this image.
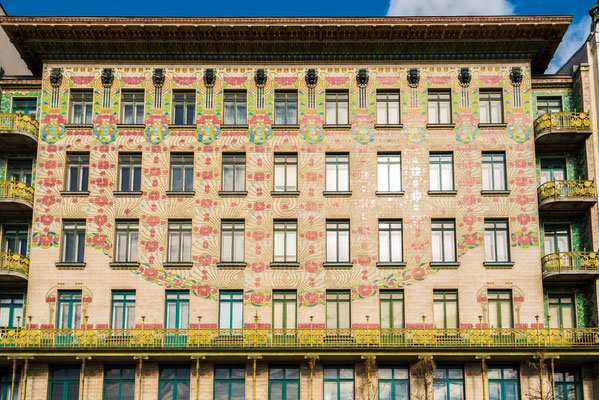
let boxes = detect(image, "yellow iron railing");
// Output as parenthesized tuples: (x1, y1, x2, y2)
(533, 111, 591, 137)
(0, 181, 34, 206)
(541, 251, 599, 274)
(0, 327, 598, 349)
(0, 113, 39, 137)
(537, 179, 596, 203)
(0, 251, 29, 277)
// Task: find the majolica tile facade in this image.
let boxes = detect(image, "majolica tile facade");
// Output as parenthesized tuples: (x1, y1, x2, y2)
(0, 13, 597, 400)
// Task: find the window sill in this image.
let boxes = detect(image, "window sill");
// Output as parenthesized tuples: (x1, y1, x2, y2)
(113, 191, 143, 196)
(429, 262, 460, 269)
(270, 262, 300, 269)
(376, 262, 407, 268)
(323, 191, 352, 197)
(60, 191, 90, 196)
(483, 261, 515, 268)
(375, 191, 404, 197)
(168, 124, 196, 129)
(323, 124, 351, 130)
(271, 191, 300, 197)
(426, 123, 455, 130)
(478, 123, 507, 129)
(216, 262, 247, 269)
(163, 262, 193, 269)
(272, 124, 300, 130)
(64, 123, 93, 129)
(166, 191, 195, 197)
(55, 262, 86, 269)
(323, 262, 353, 268)
(110, 262, 140, 269)
(116, 124, 145, 129)
(374, 124, 403, 130)
(481, 190, 510, 196)
(428, 190, 457, 196)
(221, 124, 248, 130)
(218, 191, 248, 197)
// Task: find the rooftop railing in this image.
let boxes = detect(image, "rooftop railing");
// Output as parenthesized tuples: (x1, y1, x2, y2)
(0, 113, 39, 137)
(533, 111, 591, 137)
(541, 251, 599, 274)
(0, 251, 29, 278)
(0, 180, 34, 206)
(537, 179, 596, 203)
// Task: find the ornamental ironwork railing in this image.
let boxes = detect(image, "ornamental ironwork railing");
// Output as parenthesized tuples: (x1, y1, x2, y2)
(0, 251, 29, 277)
(533, 111, 591, 137)
(537, 179, 596, 202)
(0, 181, 34, 205)
(0, 113, 39, 137)
(1, 327, 599, 349)
(541, 251, 599, 274)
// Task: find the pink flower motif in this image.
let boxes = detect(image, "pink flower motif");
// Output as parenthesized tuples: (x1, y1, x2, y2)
(515, 159, 527, 168)
(515, 195, 530, 206)
(94, 215, 108, 226)
(199, 226, 213, 236)
(304, 202, 318, 212)
(357, 284, 373, 297)
(412, 267, 426, 279)
(304, 292, 320, 305)
(254, 172, 265, 181)
(144, 268, 158, 280)
(274, 76, 298, 86)
(357, 255, 372, 266)
(96, 177, 109, 188)
(70, 76, 94, 85)
(514, 176, 528, 186)
(463, 214, 476, 226)
(198, 255, 212, 266)
(478, 75, 502, 85)
(518, 233, 531, 246)
(148, 191, 160, 201)
(94, 196, 109, 207)
(146, 216, 160, 226)
(325, 76, 349, 86)
(516, 214, 531, 226)
(149, 168, 161, 177)
(44, 177, 57, 187)
(250, 292, 265, 305)
(40, 215, 54, 226)
(145, 241, 159, 252)
(376, 76, 401, 86)
(305, 172, 318, 182)
(121, 76, 146, 85)
(303, 262, 320, 273)
(427, 76, 451, 85)
(253, 202, 265, 211)
(172, 76, 197, 86)
(197, 285, 212, 297)
(200, 199, 213, 208)
(201, 171, 214, 180)
(305, 231, 318, 241)
(45, 160, 57, 169)
(98, 161, 110, 169)
(92, 234, 106, 247)
(461, 195, 476, 206)
(41, 196, 56, 207)
(252, 231, 265, 241)
(223, 76, 247, 86)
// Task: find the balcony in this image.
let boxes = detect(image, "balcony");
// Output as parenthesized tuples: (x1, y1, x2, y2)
(0, 181, 34, 217)
(537, 180, 596, 216)
(0, 113, 39, 152)
(541, 251, 599, 282)
(534, 112, 592, 151)
(0, 251, 29, 283)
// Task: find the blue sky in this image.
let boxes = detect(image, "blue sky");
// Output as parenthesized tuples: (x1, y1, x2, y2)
(0, 0, 594, 72)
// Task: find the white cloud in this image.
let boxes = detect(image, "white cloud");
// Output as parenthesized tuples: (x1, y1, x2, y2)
(547, 16, 591, 73)
(386, 0, 514, 16)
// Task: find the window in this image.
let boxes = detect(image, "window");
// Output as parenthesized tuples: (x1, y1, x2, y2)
(433, 367, 464, 400)
(70, 90, 93, 124)
(326, 220, 350, 263)
(325, 153, 349, 192)
(428, 90, 451, 124)
(540, 158, 566, 184)
(7, 159, 32, 185)
(479, 90, 504, 124)
(274, 154, 298, 192)
(221, 221, 245, 263)
(111, 291, 135, 329)
(222, 154, 246, 192)
(544, 224, 571, 255)
(273, 291, 296, 330)
(536, 97, 562, 116)
(104, 366, 135, 400)
(482, 153, 506, 191)
(326, 291, 350, 330)
(0, 294, 23, 329)
(554, 369, 582, 400)
(118, 154, 142, 192)
(376, 91, 401, 125)
(275, 91, 298, 125)
(12, 97, 37, 118)
(548, 295, 575, 329)
(223, 91, 247, 125)
(323, 366, 354, 400)
(2, 225, 28, 257)
(57, 291, 82, 329)
(214, 366, 245, 400)
(380, 291, 404, 330)
(165, 291, 189, 329)
(274, 221, 297, 263)
(159, 366, 190, 400)
(433, 291, 458, 329)
(219, 291, 243, 329)
(429, 153, 453, 191)
(379, 220, 403, 263)
(170, 154, 194, 192)
(121, 91, 144, 125)
(65, 154, 89, 192)
(377, 153, 401, 192)
(115, 221, 139, 263)
(431, 220, 456, 263)
(172, 91, 196, 125)
(325, 91, 349, 125)
(49, 366, 80, 400)
(378, 367, 409, 400)
(484, 219, 510, 263)
(61, 220, 86, 263)
(488, 290, 513, 328)
(168, 221, 192, 263)
(269, 366, 300, 400)
(488, 366, 519, 400)
(0, 369, 19, 400)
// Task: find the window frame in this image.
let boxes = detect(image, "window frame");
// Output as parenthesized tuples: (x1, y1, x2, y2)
(172, 90, 196, 125)
(427, 90, 452, 124)
(219, 291, 244, 330)
(433, 290, 459, 329)
(379, 290, 404, 330)
(433, 366, 465, 400)
(431, 219, 457, 263)
(65, 153, 90, 193)
(487, 366, 520, 400)
(120, 90, 145, 125)
(274, 91, 299, 125)
(554, 368, 582, 400)
(543, 223, 571, 255)
(376, 90, 401, 125)
(0, 294, 24, 329)
(378, 220, 403, 263)
(56, 290, 82, 329)
(377, 153, 402, 193)
(479, 89, 504, 124)
(429, 152, 454, 192)
(482, 152, 507, 191)
(377, 366, 409, 400)
(268, 366, 300, 400)
(0, 368, 20, 400)
(272, 291, 297, 331)
(214, 365, 246, 400)
(117, 153, 142, 193)
(48, 366, 80, 400)
(221, 220, 245, 263)
(164, 290, 190, 329)
(223, 90, 247, 125)
(323, 365, 354, 400)
(169, 153, 194, 193)
(547, 294, 576, 329)
(487, 290, 513, 329)
(326, 290, 351, 330)
(167, 220, 192, 263)
(273, 153, 298, 192)
(69, 89, 93, 125)
(11, 96, 38, 118)
(2, 224, 29, 257)
(484, 219, 510, 263)
(325, 153, 350, 192)
(326, 220, 350, 263)
(536, 96, 563, 117)
(114, 220, 139, 263)
(273, 220, 297, 263)
(111, 291, 136, 330)
(325, 90, 350, 125)
(61, 220, 86, 263)
(158, 366, 191, 400)
(6, 159, 33, 186)
(222, 153, 246, 192)
(104, 365, 136, 400)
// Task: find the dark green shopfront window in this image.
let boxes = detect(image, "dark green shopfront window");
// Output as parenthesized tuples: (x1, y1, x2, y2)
(0, 368, 19, 400)
(433, 367, 464, 400)
(2, 225, 29, 257)
(540, 158, 566, 184)
(536, 96, 562, 117)
(0, 294, 24, 329)
(49, 366, 80, 400)
(378, 366, 408, 400)
(554, 369, 582, 400)
(269, 366, 299, 400)
(159, 366, 190, 400)
(323, 366, 354, 400)
(488, 366, 519, 400)
(7, 159, 32, 186)
(104, 366, 135, 400)
(214, 366, 245, 400)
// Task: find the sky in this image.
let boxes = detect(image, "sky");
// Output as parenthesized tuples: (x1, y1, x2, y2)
(0, 0, 595, 73)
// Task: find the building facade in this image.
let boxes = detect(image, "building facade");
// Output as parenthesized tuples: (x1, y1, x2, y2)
(0, 14, 596, 400)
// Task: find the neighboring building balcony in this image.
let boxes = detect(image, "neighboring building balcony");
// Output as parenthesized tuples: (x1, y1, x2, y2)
(533, 111, 592, 151)
(0, 180, 34, 217)
(0, 251, 29, 282)
(0, 113, 39, 152)
(541, 251, 599, 282)
(537, 179, 596, 216)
